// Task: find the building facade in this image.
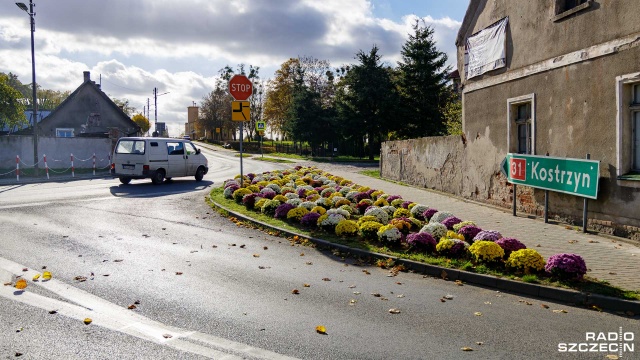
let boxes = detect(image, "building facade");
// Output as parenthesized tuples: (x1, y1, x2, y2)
(456, 0, 640, 229)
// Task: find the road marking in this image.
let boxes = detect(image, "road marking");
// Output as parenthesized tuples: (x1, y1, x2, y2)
(0, 257, 298, 360)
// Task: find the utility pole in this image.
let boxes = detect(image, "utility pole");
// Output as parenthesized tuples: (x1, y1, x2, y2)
(16, 0, 38, 175)
(154, 87, 157, 135)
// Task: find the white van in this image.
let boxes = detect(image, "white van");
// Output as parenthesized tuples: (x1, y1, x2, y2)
(111, 137, 208, 185)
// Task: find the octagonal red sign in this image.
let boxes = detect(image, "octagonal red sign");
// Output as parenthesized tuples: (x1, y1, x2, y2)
(228, 75, 253, 101)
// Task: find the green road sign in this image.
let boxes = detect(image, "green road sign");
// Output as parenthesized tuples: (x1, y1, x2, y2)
(256, 121, 265, 131)
(500, 153, 600, 199)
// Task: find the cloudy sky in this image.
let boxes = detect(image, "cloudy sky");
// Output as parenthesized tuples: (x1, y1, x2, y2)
(1, 0, 469, 136)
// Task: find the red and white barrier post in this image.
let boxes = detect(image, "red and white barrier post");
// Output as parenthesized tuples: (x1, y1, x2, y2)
(92, 153, 96, 176)
(44, 154, 50, 180)
(16, 155, 20, 182)
(71, 153, 75, 177)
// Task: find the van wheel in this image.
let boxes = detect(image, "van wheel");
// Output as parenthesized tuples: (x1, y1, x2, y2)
(152, 169, 165, 185)
(119, 177, 131, 185)
(195, 167, 205, 181)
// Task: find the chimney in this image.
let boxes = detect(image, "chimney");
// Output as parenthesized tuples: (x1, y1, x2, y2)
(83, 71, 90, 82)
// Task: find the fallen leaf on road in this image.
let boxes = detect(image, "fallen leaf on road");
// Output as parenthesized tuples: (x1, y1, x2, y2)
(306, 262, 313, 265)
(42, 271, 52, 280)
(552, 309, 568, 313)
(541, 304, 550, 309)
(240, 244, 246, 248)
(84, 318, 92, 325)
(609, 272, 617, 275)
(348, 285, 356, 288)
(588, 240, 599, 243)
(397, 294, 405, 298)
(371, 293, 381, 297)
(113, 259, 123, 262)
(102, 274, 110, 277)
(322, 278, 331, 281)
(440, 299, 446, 302)
(163, 334, 173, 339)
(316, 325, 327, 335)
(474, 312, 482, 316)
(303, 284, 310, 287)
(605, 355, 619, 360)
(32, 274, 40, 281)
(48, 310, 57, 314)
(349, 299, 357, 305)
(443, 294, 454, 300)
(455, 280, 464, 286)
(253, 254, 260, 258)
(134, 300, 140, 305)
(128, 304, 136, 309)
(176, 272, 183, 275)
(15, 279, 27, 290)
(591, 305, 602, 312)
(15, 352, 23, 357)
(388, 308, 401, 314)
(4, 282, 12, 286)
(263, 246, 268, 250)
(291, 289, 300, 294)
(476, 342, 484, 345)
(22, 268, 28, 272)
(461, 347, 473, 351)
(484, 302, 491, 305)
(440, 270, 448, 280)
(362, 270, 371, 275)
(353, 291, 361, 295)
(74, 276, 87, 282)
(568, 240, 578, 244)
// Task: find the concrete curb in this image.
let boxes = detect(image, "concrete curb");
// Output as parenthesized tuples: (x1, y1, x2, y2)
(210, 200, 640, 314)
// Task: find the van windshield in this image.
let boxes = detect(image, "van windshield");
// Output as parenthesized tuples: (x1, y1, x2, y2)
(116, 140, 145, 155)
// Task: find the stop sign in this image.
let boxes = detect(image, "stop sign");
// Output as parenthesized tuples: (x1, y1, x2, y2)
(228, 75, 253, 101)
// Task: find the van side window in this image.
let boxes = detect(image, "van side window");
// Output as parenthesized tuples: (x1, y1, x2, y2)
(150, 142, 158, 147)
(116, 140, 145, 154)
(167, 142, 184, 155)
(185, 142, 197, 155)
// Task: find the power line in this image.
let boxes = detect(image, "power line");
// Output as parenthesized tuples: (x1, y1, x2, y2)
(100, 75, 144, 92)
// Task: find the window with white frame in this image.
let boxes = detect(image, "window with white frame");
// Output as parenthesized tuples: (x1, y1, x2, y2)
(507, 94, 535, 155)
(56, 128, 74, 137)
(615, 73, 640, 179)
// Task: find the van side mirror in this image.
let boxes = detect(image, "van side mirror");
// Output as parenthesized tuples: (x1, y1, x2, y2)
(196, 148, 201, 155)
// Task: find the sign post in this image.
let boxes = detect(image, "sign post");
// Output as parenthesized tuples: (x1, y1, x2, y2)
(256, 121, 265, 158)
(229, 75, 253, 184)
(501, 153, 600, 229)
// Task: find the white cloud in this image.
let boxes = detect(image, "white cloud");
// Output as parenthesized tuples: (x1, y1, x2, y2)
(0, 0, 462, 137)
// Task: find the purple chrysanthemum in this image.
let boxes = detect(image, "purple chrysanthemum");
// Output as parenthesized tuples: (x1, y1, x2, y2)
(406, 232, 437, 252)
(401, 201, 412, 209)
(353, 192, 370, 203)
(458, 225, 482, 243)
(387, 195, 402, 202)
(274, 203, 296, 219)
(356, 201, 371, 215)
(441, 216, 462, 230)
(545, 253, 588, 279)
(472, 230, 502, 242)
(300, 212, 321, 227)
(242, 193, 261, 209)
(422, 208, 438, 221)
(495, 237, 527, 256)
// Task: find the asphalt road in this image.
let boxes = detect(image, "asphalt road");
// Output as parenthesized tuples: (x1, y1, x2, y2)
(0, 148, 638, 359)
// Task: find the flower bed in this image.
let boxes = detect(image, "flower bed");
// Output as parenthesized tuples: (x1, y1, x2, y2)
(216, 166, 595, 286)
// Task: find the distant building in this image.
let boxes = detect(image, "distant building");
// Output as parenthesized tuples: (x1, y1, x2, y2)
(36, 71, 139, 138)
(185, 104, 202, 139)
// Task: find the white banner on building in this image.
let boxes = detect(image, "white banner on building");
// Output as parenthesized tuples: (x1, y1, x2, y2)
(466, 17, 509, 79)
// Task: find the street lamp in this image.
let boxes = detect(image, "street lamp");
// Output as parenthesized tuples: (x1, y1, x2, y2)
(16, 1, 38, 175)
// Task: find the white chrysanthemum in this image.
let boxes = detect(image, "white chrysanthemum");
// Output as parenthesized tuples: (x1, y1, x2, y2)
(410, 204, 429, 218)
(339, 186, 352, 196)
(345, 191, 360, 201)
(327, 208, 350, 219)
(364, 207, 389, 224)
(285, 192, 300, 200)
(299, 201, 316, 211)
(265, 183, 281, 194)
(286, 198, 302, 207)
(420, 222, 448, 240)
(381, 205, 397, 216)
(319, 213, 346, 227)
(430, 211, 454, 224)
(377, 225, 402, 242)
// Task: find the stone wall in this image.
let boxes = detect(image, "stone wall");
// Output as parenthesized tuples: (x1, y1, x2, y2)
(380, 134, 640, 239)
(0, 136, 113, 169)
